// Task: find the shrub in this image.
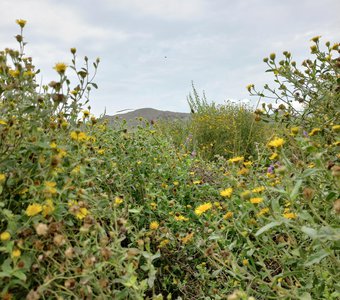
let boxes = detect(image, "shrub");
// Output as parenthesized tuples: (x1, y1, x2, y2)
(187, 85, 270, 160)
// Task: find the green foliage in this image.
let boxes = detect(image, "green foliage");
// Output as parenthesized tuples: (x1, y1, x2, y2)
(189, 90, 270, 160)
(249, 38, 340, 130)
(0, 22, 339, 300)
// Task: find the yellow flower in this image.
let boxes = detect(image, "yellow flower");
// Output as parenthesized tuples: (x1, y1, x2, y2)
(332, 125, 340, 133)
(76, 207, 89, 220)
(57, 148, 67, 158)
(252, 186, 265, 193)
(0, 231, 11, 241)
(26, 203, 43, 216)
(114, 196, 123, 206)
(43, 181, 57, 195)
(223, 211, 233, 219)
(0, 120, 7, 125)
(237, 168, 249, 176)
(228, 156, 244, 163)
(174, 215, 189, 222)
(220, 187, 233, 198)
(250, 197, 263, 204)
(173, 181, 179, 186)
(269, 152, 279, 160)
(256, 207, 270, 217)
(11, 249, 21, 258)
(283, 212, 297, 219)
(150, 221, 159, 230)
(267, 137, 285, 148)
(50, 142, 57, 149)
(195, 202, 212, 216)
(181, 232, 194, 244)
(242, 259, 249, 266)
(23, 71, 34, 77)
(71, 165, 81, 175)
(97, 149, 105, 155)
(8, 69, 20, 77)
(309, 128, 321, 136)
(0, 173, 6, 183)
(16, 19, 27, 28)
(42, 199, 55, 216)
(290, 127, 299, 135)
(158, 239, 170, 248)
(82, 110, 90, 118)
(150, 202, 157, 210)
(70, 131, 87, 142)
(53, 62, 67, 74)
(193, 180, 201, 185)
(243, 161, 252, 167)
(246, 84, 254, 92)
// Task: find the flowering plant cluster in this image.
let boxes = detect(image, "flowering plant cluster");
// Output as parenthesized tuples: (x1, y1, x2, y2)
(0, 21, 339, 299)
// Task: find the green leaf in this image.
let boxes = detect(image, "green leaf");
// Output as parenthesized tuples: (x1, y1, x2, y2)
(304, 249, 330, 266)
(255, 221, 282, 236)
(12, 270, 27, 281)
(290, 179, 303, 201)
(301, 226, 317, 239)
(23, 106, 35, 114)
(128, 208, 142, 214)
(271, 197, 281, 214)
(299, 292, 312, 300)
(1, 258, 12, 274)
(0, 272, 10, 278)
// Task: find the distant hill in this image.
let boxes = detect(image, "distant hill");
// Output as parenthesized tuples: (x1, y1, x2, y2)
(103, 108, 190, 127)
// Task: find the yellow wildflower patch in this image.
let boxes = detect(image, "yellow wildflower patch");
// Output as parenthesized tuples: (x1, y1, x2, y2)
(252, 186, 265, 193)
(256, 207, 270, 217)
(16, 19, 27, 27)
(70, 131, 87, 142)
(42, 199, 55, 216)
(269, 152, 279, 160)
(26, 203, 43, 216)
(220, 187, 233, 198)
(114, 196, 123, 206)
(0, 173, 6, 183)
(195, 202, 212, 216)
(174, 215, 189, 222)
(76, 207, 89, 220)
(332, 125, 340, 132)
(181, 232, 194, 244)
(43, 181, 57, 195)
(267, 137, 285, 148)
(283, 212, 297, 219)
(11, 249, 21, 258)
(158, 239, 170, 248)
(223, 211, 233, 219)
(237, 168, 249, 176)
(228, 156, 244, 163)
(150, 221, 159, 230)
(0, 231, 11, 241)
(53, 62, 67, 74)
(250, 197, 263, 204)
(309, 128, 321, 136)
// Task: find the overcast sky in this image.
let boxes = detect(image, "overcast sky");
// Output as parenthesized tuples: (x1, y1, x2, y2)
(1, 0, 339, 116)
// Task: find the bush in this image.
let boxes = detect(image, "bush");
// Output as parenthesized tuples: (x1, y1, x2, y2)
(187, 85, 270, 160)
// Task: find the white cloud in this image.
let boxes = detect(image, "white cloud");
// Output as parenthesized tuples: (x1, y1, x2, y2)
(104, 0, 206, 20)
(0, 0, 131, 45)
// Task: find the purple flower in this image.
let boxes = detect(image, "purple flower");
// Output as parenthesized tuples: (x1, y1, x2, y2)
(267, 165, 275, 174)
